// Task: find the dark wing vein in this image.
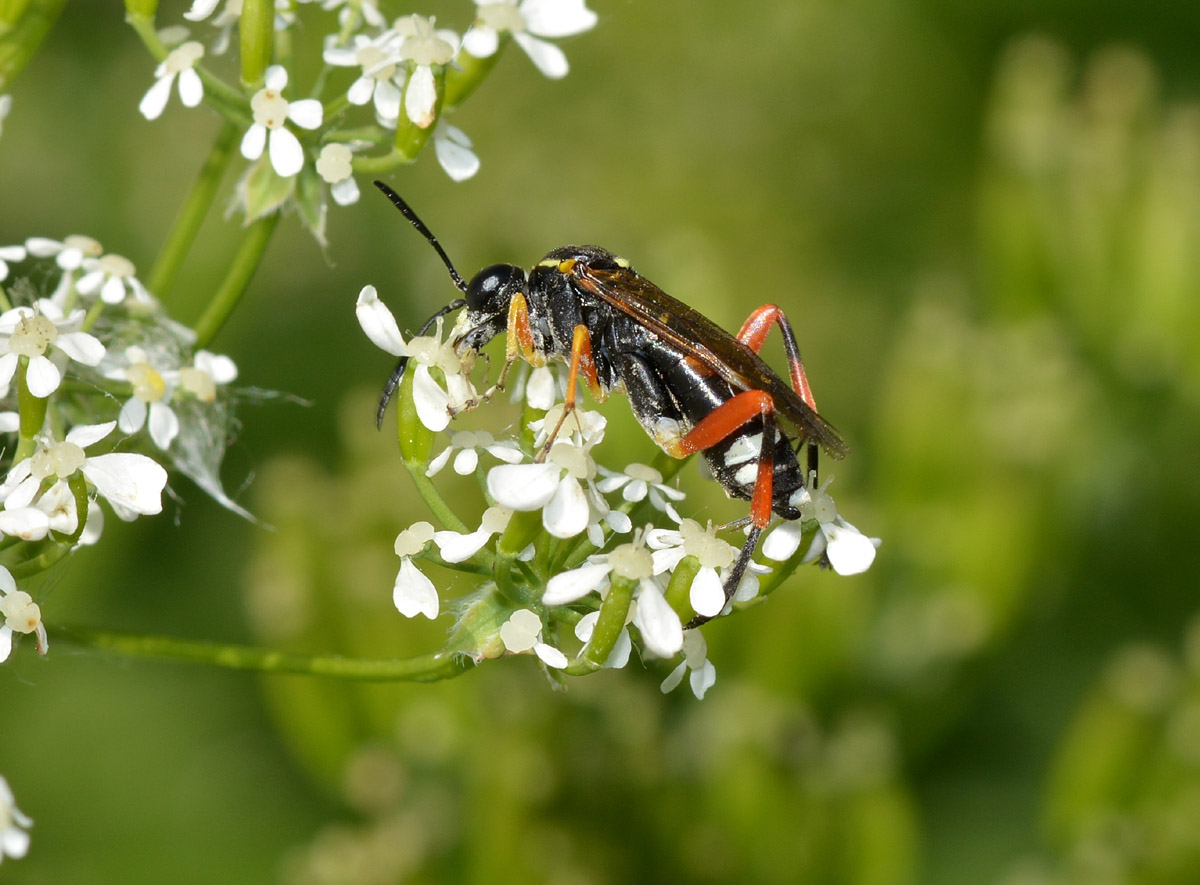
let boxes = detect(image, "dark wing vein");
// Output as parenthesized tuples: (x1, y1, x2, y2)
(572, 264, 848, 458)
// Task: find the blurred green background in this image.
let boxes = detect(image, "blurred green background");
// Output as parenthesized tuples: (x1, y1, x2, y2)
(3, 1, 1200, 882)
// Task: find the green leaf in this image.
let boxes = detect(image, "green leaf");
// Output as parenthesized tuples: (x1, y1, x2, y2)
(237, 153, 294, 224)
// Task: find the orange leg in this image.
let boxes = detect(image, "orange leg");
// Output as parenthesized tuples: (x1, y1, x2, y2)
(679, 391, 781, 628)
(538, 324, 603, 459)
(736, 304, 817, 412)
(680, 390, 777, 529)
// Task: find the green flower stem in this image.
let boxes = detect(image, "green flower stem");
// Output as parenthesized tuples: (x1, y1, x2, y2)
(573, 573, 635, 672)
(404, 467, 469, 534)
(10, 541, 72, 578)
(239, 0, 273, 88)
(443, 41, 509, 110)
(417, 546, 493, 576)
(147, 120, 240, 300)
(351, 147, 412, 175)
(664, 554, 701, 619)
(0, 0, 67, 91)
(125, 11, 249, 124)
(192, 211, 279, 348)
(122, 0, 157, 18)
(15, 357, 47, 441)
(79, 294, 105, 333)
(0, 284, 11, 312)
(53, 626, 473, 682)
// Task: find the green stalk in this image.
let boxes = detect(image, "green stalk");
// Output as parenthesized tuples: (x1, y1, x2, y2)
(146, 120, 240, 300)
(0, 0, 67, 92)
(54, 626, 472, 682)
(192, 211, 278, 348)
(572, 573, 635, 672)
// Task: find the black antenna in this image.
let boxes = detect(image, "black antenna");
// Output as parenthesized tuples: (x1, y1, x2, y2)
(373, 180, 468, 293)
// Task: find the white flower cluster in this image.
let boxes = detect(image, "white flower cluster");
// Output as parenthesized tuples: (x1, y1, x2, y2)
(0, 774, 32, 864)
(139, 1, 599, 219)
(358, 286, 880, 699)
(0, 239, 243, 663)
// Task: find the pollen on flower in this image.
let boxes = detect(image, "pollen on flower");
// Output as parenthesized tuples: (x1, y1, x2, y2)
(30, 441, 85, 481)
(178, 366, 216, 401)
(500, 608, 541, 653)
(8, 315, 57, 357)
(478, 3, 525, 32)
(126, 361, 167, 403)
(166, 41, 205, 73)
(95, 253, 137, 279)
(251, 88, 289, 129)
(607, 542, 654, 581)
(0, 590, 41, 635)
(394, 521, 435, 557)
(316, 144, 354, 184)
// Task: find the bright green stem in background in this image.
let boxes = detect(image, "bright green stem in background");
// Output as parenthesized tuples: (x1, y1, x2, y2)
(147, 120, 240, 300)
(0, 0, 67, 91)
(239, 0, 273, 87)
(443, 41, 509, 110)
(55, 626, 473, 682)
(192, 211, 278, 348)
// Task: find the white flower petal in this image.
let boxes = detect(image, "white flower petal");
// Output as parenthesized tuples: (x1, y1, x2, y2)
(0, 626, 11, 663)
(82, 452, 168, 518)
(660, 661, 687, 694)
(288, 98, 324, 130)
(240, 123, 267, 160)
(139, 74, 175, 120)
(347, 77, 375, 106)
(513, 32, 568, 78)
(65, 420, 115, 448)
(374, 80, 402, 121)
(355, 285, 409, 356)
(24, 355, 61, 398)
(435, 131, 480, 182)
(412, 364, 452, 432)
(633, 581, 683, 658)
(268, 127, 305, 177)
(534, 641, 568, 669)
(487, 462, 560, 511)
(433, 527, 489, 563)
(178, 68, 204, 107)
(452, 447, 478, 475)
(183, 0, 220, 21)
(54, 331, 105, 366)
(520, 0, 598, 37)
(264, 65, 289, 91)
(543, 473, 589, 538)
(462, 26, 499, 58)
(100, 274, 127, 304)
(543, 562, 609, 605)
(690, 660, 717, 699)
(824, 522, 878, 575)
(762, 520, 803, 561)
(404, 64, 437, 128)
(689, 566, 725, 618)
(525, 365, 556, 409)
(393, 557, 439, 618)
(148, 401, 180, 450)
(119, 396, 147, 434)
(0, 507, 50, 541)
